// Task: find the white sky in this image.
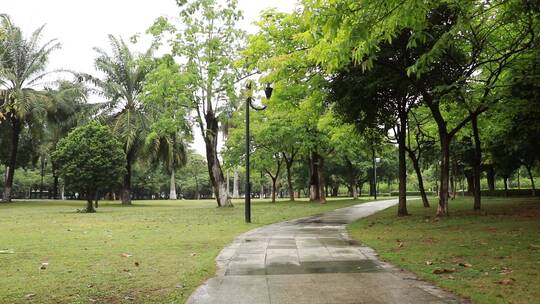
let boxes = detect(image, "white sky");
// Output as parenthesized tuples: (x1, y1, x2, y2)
(2, 0, 297, 156)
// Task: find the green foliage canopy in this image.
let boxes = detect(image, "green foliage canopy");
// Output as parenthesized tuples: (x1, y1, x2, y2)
(52, 122, 126, 211)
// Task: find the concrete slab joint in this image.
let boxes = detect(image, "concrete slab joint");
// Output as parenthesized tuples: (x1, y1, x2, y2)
(188, 199, 467, 304)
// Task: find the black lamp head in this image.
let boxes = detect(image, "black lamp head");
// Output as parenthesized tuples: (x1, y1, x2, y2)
(264, 83, 273, 100)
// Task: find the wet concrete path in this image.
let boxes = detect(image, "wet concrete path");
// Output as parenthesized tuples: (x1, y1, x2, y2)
(187, 199, 465, 304)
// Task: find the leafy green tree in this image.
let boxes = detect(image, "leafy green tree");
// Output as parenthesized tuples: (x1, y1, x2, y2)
(46, 81, 90, 199)
(242, 10, 331, 203)
(52, 122, 126, 213)
(319, 111, 371, 199)
(86, 35, 155, 205)
(177, 151, 212, 199)
(406, 108, 437, 207)
(142, 55, 191, 200)
(328, 34, 423, 215)
(303, 0, 537, 215)
(148, 0, 245, 207)
(0, 15, 59, 202)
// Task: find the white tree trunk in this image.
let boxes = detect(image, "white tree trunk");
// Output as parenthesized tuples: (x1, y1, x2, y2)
(60, 184, 65, 200)
(169, 170, 177, 200)
(233, 169, 240, 198)
(3, 166, 8, 185)
(226, 171, 230, 197)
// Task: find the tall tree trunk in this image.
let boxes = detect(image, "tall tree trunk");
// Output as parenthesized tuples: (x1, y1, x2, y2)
(471, 115, 482, 210)
(53, 173, 59, 200)
(233, 169, 239, 198)
(332, 185, 339, 197)
(525, 164, 536, 196)
(309, 151, 324, 202)
(271, 177, 277, 203)
(318, 156, 326, 203)
(203, 115, 231, 207)
(194, 176, 200, 200)
(503, 177, 509, 197)
(437, 133, 451, 216)
(285, 159, 295, 201)
(486, 166, 496, 192)
(517, 168, 521, 189)
(451, 167, 457, 200)
(466, 172, 474, 193)
(169, 170, 177, 200)
(422, 93, 475, 216)
(86, 191, 96, 213)
(397, 111, 408, 216)
(60, 184, 65, 200)
(226, 171, 230, 197)
(371, 148, 376, 198)
(266, 159, 282, 203)
(94, 191, 99, 209)
(350, 178, 358, 200)
(2, 118, 21, 202)
(86, 198, 96, 213)
(407, 149, 429, 207)
(369, 175, 375, 196)
(344, 158, 358, 200)
(121, 153, 132, 205)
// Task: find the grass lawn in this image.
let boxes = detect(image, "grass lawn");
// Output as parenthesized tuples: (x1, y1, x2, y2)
(0, 197, 371, 304)
(348, 196, 540, 304)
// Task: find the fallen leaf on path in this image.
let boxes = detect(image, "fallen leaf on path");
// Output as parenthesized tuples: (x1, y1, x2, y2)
(432, 268, 455, 275)
(40, 262, 48, 270)
(529, 244, 540, 251)
(134, 262, 140, 267)
(458, 262, 472, 268)
(190, 253, 197, 257)
(498, 278, 515, 285)
(121, 253, 132, 258)
(24, 293, 36, 299)
(426, 261, 433, 265)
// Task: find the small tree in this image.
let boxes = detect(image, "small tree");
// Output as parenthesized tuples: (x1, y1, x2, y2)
(52, 122, 126, 213)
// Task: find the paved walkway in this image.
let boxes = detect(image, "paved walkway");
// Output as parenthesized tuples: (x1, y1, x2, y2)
(188, 199, 465, 304)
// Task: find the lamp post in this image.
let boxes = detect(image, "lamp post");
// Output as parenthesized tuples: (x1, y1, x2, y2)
(40, 157, 47, 199)
(374, 157, 381, 199)
(245, 81, 273, 223)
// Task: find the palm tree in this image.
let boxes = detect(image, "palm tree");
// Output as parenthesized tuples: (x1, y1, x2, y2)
(87, 35, 155, 205)
(145, 130, 188, 199)
(0, 15, 60, 202)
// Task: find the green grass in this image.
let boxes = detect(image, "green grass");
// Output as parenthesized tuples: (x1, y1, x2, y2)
(0, 197, 370, 304)
(348, 196, 540, 304)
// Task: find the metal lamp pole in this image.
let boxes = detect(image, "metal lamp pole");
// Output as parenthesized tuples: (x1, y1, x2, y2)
(374, 157, 381, 199)
(245, 82, 273, 223)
